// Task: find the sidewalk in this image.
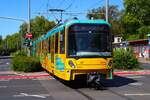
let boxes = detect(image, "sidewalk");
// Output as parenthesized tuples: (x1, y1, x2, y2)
(138, 57, 150, 64)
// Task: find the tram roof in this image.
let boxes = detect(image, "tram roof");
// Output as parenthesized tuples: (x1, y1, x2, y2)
(33, 20, 110, 44)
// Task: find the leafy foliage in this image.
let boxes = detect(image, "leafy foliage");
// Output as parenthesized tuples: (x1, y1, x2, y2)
(19, 16, 56, 40)
(122, 0, 150, 39)
(124, 0, 150, 26)
(87, 5, 124, 36)
(11, 50, 27, 56)
(137, 26, 150, 39)
(0, 16, 55, 55)
(11, 56, 43, 72)
(0, 33, 21, 55)
(113, 48, 139, 69)
(0, 35, 2, 44)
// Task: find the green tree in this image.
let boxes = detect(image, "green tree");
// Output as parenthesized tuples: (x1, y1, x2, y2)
(0, 35, 2, 44)
(19, 16, 56, 40)
(2, 33, 21, 53)
(87, 5, 124, 36)
(0, 36, 3, 55)
(87, 5, 120, 20)
(122, 0, 150, 39)
(124, 0, 150, 26)
(137, 26, 150, 39)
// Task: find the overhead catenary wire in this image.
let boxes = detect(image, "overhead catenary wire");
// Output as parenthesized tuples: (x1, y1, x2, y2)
(36, 0, 106, 21)
(64, 0, 75, 11)
(0, 16, 26, 22)
(86, 0, 104, 11)
(35, 12, 104, 16)
(46, 0, 62, 21)
(57, 0, 66, 8)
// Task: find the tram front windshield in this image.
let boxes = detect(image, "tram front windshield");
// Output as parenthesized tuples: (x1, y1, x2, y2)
(68, 24, 112, 58)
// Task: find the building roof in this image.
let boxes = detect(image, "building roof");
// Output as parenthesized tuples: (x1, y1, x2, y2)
(128, 39, 148, 45)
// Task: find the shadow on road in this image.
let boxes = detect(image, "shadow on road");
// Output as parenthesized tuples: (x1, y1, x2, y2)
(100, 75, 137, 87)
(60, 75, 137, 89)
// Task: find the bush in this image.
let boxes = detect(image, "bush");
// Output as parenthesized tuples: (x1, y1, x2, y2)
(113, 48, 139, 69)
(11, 56, 43, 72)
(11, 50, 27, 57)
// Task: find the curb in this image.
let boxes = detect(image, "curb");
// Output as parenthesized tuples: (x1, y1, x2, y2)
(0, 74, 50, 80)
(114, 70, 150, 76)
(0, 70, 150, 80)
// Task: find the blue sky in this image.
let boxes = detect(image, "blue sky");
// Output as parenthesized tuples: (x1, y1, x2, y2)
(0, 0, 124, 39)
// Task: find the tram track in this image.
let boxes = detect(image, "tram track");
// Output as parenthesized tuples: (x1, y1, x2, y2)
(74, 88, 134, 100)
(74, 84, 134, 100)
(107, 88, 134, 100)
(74, 89, 94, 100)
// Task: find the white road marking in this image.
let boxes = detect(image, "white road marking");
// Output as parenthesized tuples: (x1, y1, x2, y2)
(32, 78, 49, 80)
(128, 82, 143, 86)
(13, 93, 49, 98)
(6, 62, 9, 65)
(0, 86, 8, 88)
(32, 76, 55, 80)
(0, 79, 10, 81)
(125, 93, 150, 96)
(126, 76, 145, 79)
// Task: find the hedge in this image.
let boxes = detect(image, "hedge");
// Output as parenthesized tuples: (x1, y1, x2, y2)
(113, 48, 139, 69)
(11, 56, 43, 72)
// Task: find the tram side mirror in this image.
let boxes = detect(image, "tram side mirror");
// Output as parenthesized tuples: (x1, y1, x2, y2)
(112, 34, 114, 42)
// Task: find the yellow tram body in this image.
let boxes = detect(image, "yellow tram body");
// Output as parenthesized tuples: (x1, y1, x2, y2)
(32, 20, 113, 81)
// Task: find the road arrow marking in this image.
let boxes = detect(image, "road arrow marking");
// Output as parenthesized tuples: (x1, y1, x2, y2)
(6, 62, 9, 65)
(126, 76, 145, 79)
(0, 86, 8, 88)
(128, 82, 143, 86)
(13, 93, 49, 98)
(124, 93, 150, 96)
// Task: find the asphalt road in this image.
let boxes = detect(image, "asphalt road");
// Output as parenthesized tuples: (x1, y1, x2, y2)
(140, 63, 150, 69)
(0, 57, 150, 100)
(0, 58, 12, 71)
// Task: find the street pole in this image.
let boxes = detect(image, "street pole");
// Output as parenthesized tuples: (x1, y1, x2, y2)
(27, 0, 31, 56)
(105, 0, 109, 22)
(28, 0, 31, 33)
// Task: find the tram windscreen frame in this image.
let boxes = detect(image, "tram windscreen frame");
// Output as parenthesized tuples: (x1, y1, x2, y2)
(67, 23, 112, 58)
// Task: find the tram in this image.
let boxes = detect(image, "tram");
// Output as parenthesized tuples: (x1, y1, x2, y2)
(32, 19, 113, 81)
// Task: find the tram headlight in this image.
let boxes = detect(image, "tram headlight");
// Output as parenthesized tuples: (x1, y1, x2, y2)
(107, 60, 113, 67)
(68, 60, 75, 68)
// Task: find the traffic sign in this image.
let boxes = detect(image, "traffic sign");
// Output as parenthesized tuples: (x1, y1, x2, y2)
(25, 33, 33, 39)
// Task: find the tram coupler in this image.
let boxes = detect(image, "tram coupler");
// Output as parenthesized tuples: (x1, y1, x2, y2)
(87, 72, 104, 90)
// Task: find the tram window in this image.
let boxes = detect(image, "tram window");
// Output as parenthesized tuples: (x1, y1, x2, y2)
(37, 43, 40, 56)
(48, 37, 50, 52)
(42, 41, 44, 52)
(51, 36, 54, 63)
(55, 33, 58, 53)
(60, 30, 65, 54)
(51, 36, 54, 50)
(45, 39, 49, 53)
(43, 40, 47, 55)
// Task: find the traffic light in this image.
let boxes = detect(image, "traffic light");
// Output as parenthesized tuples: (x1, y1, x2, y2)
(23, 33, 33, 47)
(23, 38, 32, 47)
